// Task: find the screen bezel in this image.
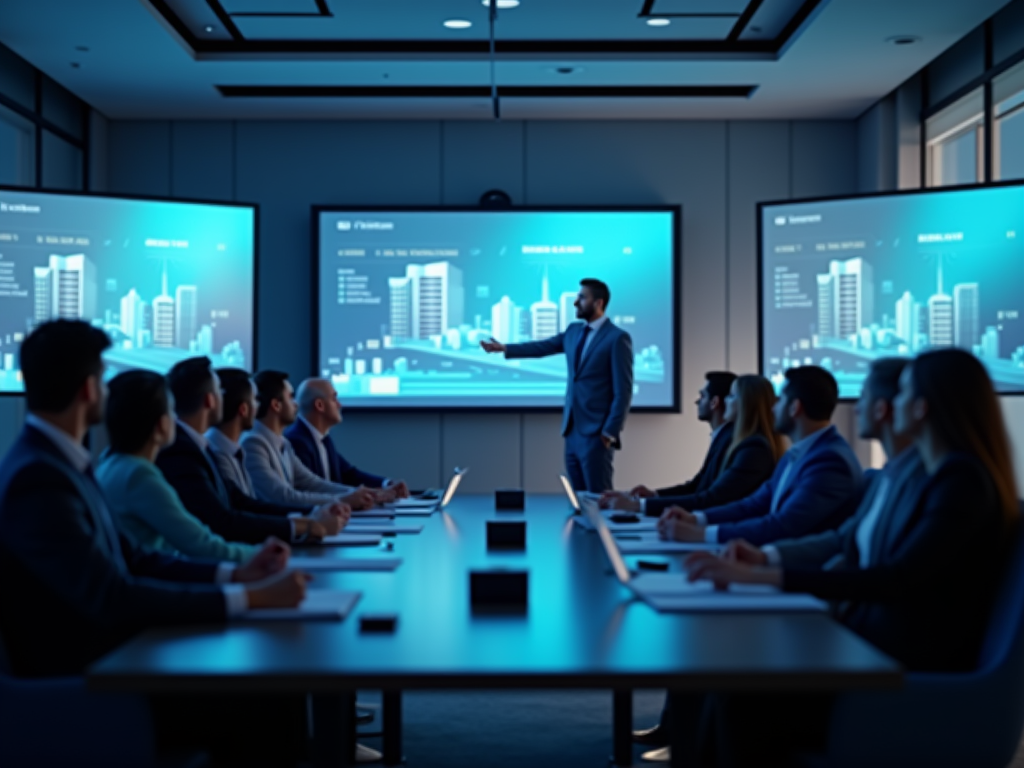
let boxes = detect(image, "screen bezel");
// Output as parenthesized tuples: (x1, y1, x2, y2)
(0, 184, 260, 397)
(311, 204, 682, 414)
(756, 180, 1024, 402)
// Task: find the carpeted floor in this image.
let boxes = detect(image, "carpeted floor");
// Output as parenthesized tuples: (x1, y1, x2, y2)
(355, 689, 1024, 767)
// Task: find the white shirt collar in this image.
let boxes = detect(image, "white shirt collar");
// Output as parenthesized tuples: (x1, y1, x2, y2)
(587, 315, 609, 332)
(25, 414, 93, 473)
(252, 419, 286, 452)
(176, 420, 209, 452)
(205, 427, 242, 457)
(789, 424, 831, 458)
(299, 416, 327, 442)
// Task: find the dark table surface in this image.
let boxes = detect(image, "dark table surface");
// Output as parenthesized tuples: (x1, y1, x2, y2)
(88, 495, 901, 694)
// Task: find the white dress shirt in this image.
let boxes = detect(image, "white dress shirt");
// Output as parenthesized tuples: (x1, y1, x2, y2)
(205, 427, 254, 496)
(27, 415, 246, 613)
(299, 416, 333, 481)
(579, 314, 609, 362)
(854, 477, 891, 568)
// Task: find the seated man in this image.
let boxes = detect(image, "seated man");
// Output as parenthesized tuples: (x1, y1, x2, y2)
(0, 320, 309, 765)
(658, 366, 862, 547)
(633, 358, 921, 762)
(243, 370, 377, 510)
(157, 358, 347, 544)
(606, 371, 735, 509)
(286, 377, 409, 498)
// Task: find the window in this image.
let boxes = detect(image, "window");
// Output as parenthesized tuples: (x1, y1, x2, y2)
(0, 104, 35, 186)
(994, 59, 1024, 181)
(926, 89, 985, 187)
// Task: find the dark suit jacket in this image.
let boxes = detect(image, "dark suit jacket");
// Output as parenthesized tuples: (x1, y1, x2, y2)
(505, 320, 633, 446)
(656, 423, 735, 499)
(785, 454, 1010, 672)
(156, 430, 297, 544)
(284, 419, 385, 488)
(0, 426, 225, 677)
(645, 428, 776, 517)
(703, 425, 863, 546)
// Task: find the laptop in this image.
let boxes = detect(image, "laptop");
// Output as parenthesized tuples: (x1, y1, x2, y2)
(559, 474, 603, 513)
(387, 467, 468, 512)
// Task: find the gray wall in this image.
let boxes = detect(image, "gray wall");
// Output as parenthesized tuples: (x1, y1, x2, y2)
(98, 118, 859, 492)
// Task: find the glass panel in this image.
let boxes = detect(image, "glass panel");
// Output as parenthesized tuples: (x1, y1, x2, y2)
(994, 60, 1024, 181)
(926, 88, 984, 187)
(0, 104, 36, 186)
(41, 77, 83, 140)
(41, 130, 82, 190)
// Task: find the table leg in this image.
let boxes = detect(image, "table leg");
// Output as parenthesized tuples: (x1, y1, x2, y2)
(312, 693, 354, 768)
(667, 691, 707, 768)
(612, 688, 633, 767)
(382, 690, 403, 765)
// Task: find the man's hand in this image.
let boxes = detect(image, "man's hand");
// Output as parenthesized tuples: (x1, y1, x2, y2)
(480, 338, 506, 354)
(629, 485, 658, 499)
(599, 491, 640, 512)
(233, 537, 291, 583)
(722, 539, 769, 567)
(311, 501, 351, 535)
(684, 551, 782, 588)
(385, 480, 410, 499)
(601, 435, 614, 449)
(293, 517, 326, 540)
(246, 571, 312, 609)
(342, 486, 375, 510)
(657, 506, 703, 542)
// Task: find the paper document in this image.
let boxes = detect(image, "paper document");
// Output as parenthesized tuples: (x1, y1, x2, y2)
(289, 556, 402, 572)
(343, 523, 424, 535)
(236, 589, 361, 621)
(349, 511, 396, 519)
(643, 586, 827, 613)
(615, 533, 721, 554)
(318, 533, 383, 546)
(387, 498, 438, 509)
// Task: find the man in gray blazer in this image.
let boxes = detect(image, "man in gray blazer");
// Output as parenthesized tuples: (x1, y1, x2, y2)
(241, 370, 377, 510)
(481, 278, 633, 492)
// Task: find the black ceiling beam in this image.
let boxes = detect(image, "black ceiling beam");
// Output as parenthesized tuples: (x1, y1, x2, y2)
(205, 0, 243, 40)
(216, 84, 757, 98)
(728, 0, 765, 41)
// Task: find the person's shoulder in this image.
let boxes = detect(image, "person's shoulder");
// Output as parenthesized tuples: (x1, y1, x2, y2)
(736, 432, 772, 451)
(283, 421, 304, 441)
(0, 448, 79, 504)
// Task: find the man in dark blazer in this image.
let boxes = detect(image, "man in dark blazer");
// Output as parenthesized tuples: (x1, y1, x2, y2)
(659, 366, 862, 547)
(286, 377, 409, 497)
(157, 358, 345, 544)
(0, 321, 309, 764)
(481, 278, 634, 493)
(601, 371, 753, 515)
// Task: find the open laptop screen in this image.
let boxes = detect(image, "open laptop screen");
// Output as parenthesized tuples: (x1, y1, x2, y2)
(583, 499, 633, 585)
(560, 475, 581, 511)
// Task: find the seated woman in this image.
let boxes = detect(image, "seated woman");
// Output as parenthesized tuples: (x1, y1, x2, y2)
(683, 348, 1020, 766)
(97, 369, 262, 563)
(604, 374, 784, 517)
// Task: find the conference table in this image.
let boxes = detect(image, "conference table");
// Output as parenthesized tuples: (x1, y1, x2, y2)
(88, 495, 902, 767)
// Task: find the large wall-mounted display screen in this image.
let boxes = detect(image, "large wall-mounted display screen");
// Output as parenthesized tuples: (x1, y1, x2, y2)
(759, 184, 1024, 398)
(0, 187, 256, 392)
(314, 208, 679, 410)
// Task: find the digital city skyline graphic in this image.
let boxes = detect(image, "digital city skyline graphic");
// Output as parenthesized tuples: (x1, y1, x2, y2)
(317, 210, 676, 408)
(761, 186, 1024, 398)
(0, 191, 255, 392)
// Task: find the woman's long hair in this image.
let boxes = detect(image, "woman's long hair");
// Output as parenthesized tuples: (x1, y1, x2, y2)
(721, 375, 787, 474)
(911, 348, 1019, 522)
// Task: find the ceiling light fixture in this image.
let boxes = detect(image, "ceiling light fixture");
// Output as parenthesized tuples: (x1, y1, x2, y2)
(886, 35, 920, 46)
(204, 25, 215, 33)
(75, 45, 89, 52)
(482, 0, 520, 8)
(444, 19, 473, 29)
(646, 18, 671, 27)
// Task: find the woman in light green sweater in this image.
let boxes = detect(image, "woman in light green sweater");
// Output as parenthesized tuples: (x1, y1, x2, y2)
(96, 369, 259, 563)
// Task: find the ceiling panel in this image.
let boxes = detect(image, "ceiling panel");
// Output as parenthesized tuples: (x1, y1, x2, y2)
(220, 0, 325, 13)
(648, 0, 750, 14)
(739, 0, 811, 40)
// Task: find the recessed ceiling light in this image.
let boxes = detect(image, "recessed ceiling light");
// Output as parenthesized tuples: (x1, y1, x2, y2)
(646, 18, 671, 27)
(886, 35, 920, 46)
(204, 25, 215, 33)
(482, 0, 520, 7)
(70, 62, 80, 69)
(75, 45, 89, 52)
(444, 19, 472, 29)
(549, 66, 583, 75)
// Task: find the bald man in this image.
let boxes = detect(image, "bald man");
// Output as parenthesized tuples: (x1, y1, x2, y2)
(284, 378, 409, 499)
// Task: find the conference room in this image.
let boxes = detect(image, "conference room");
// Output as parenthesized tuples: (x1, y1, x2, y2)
(2, 0, 1024, 766)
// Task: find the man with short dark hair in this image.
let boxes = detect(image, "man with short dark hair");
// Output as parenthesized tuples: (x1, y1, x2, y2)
(658, 366, 862, 546)
(602, 371, 737, 512)
(286, 377, 409, 498)
(157, 357, 345, 544)
(0, 320, 310, 765)
(481, 277, 634, 492)
(243, 370, 377, 509)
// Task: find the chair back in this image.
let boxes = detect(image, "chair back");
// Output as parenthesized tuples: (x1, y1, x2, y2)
(976, 505, 1024, 675)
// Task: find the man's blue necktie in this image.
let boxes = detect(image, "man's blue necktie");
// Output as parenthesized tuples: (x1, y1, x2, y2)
(574, 325, 591, 377)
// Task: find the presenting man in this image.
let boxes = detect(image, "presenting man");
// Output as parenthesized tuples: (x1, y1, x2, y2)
(481, 278, 633, 492)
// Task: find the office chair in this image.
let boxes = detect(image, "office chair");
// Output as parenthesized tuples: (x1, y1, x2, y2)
(807, 503, 1024, 768)
(0, 633, 156, 768)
